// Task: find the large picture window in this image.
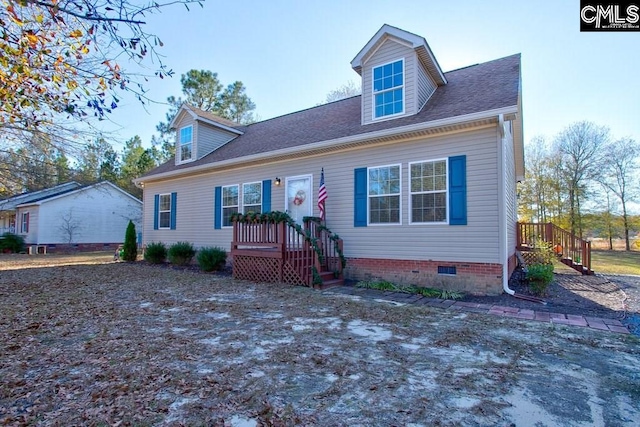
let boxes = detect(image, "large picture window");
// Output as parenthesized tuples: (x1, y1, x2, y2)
(178, 125, 193, 162)
(368, 165, 401, 224)
(242, 182, 262, 214)
(410, 159, 447, 223)
(158, 194, 172, 228)
(373, 59, 404, 118)
(222, 185, 239, 227)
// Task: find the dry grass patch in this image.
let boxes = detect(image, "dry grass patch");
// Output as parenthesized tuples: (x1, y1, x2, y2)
(0, 254, 639, 425)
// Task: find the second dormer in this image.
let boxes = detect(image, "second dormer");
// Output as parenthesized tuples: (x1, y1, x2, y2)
(351, 24, 447, 126)
(171, 104, 244, 165)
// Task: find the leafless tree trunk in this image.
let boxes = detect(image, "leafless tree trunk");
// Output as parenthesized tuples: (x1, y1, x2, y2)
(59, 209, 83, 244)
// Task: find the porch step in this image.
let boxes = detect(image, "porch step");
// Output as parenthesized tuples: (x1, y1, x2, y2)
(561, 258, 593, 275)
(314, 270, 344, 290)
(314, 278, 344, 290)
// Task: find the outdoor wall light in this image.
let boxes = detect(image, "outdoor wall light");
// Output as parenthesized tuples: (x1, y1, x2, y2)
(275, 177, 281, 186)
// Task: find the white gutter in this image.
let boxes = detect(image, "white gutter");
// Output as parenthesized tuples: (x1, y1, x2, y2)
(136, 105, 518, 184)
(498, 114, 515, 295)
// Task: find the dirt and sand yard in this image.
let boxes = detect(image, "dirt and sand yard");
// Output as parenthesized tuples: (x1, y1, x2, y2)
(1, 253, 639, 426)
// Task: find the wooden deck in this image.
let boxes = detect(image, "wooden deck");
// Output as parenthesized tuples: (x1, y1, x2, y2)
(517, 222, 593, 275)
(231, 217, 344, 289)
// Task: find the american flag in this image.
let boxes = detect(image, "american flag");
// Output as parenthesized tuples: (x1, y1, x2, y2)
(318, 168, 328, 221)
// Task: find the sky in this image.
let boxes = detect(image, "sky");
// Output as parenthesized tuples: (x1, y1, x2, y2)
(99, 0, 640, 150)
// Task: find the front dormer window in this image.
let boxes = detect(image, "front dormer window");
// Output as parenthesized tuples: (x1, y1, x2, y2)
(178, 125, 193, 162)
(373, 59, 404, 119)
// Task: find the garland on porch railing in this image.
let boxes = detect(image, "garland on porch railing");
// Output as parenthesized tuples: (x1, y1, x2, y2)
(303, 217, 347, 269)
(230, 211, 346, 270)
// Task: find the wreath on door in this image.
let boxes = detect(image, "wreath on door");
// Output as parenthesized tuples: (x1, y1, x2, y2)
(293, 189, 306, 206)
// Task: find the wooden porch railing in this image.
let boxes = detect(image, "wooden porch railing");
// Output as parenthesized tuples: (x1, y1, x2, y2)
(231, 216, 344, 287)
(304, 217, 345, 280)
(516, 222, 592, 274)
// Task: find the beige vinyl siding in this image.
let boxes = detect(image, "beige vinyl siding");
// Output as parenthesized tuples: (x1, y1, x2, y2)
(174, 114, 197, 165)
(143, 125, 501, 264)
(197, 122, 237, 159)
(416, 60, 437, 111)
(504, 121, 517, 257)
(361, 38, 416, 125)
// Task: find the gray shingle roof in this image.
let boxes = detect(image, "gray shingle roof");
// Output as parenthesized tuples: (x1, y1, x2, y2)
(0, 182, 80, 211)
(184, 105, 247, 132)
(143, 53, 520, 179)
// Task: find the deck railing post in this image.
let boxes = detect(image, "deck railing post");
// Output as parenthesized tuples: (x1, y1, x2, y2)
(232, 219, 238, 246)
(545, 223, 553, 244)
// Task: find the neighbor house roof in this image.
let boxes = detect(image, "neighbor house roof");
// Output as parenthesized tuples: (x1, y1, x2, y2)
(141, 53, 521, 181)
(0, 181, 80, 211)
(15, 181, 142, 208)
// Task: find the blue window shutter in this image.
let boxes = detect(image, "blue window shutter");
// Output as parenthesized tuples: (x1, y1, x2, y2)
(214, 186, 222, 229)
(449, 155, 467, 225)
(170, 192, 177, 230)
(354, 168, 367, 227)
(153, 194, 159, 230)
(262, 179, 271, 213)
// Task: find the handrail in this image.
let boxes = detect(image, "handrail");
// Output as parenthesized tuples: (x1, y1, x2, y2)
(304, 217, 345, 281)
(516, 222, 592, 273)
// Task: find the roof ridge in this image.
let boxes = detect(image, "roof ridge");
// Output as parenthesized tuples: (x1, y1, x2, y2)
(246, 95, 362, 127)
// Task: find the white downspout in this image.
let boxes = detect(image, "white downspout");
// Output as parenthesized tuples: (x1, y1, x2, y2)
(498, 114, 515, 295)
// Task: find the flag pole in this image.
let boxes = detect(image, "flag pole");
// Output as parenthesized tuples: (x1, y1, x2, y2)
(318, 167, 328, 225)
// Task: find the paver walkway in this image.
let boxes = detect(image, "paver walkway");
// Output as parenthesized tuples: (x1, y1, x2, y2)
(325, 285, 631, 335)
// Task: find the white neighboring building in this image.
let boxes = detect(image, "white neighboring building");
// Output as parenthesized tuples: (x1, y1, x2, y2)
(12, 181, 142, 251)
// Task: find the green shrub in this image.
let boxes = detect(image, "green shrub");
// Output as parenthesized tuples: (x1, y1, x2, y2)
(168, 241, 195, 266)
(122, 220, 138, 262)
(144, 242, 167, 264)
(531, 238, 555, 265)
(526, 263, 554, 296)
(197, 246, 227, 272)
(0, 232, 25, 253)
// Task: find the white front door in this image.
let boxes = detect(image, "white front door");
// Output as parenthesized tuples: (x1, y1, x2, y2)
(285, 175, 312, 224)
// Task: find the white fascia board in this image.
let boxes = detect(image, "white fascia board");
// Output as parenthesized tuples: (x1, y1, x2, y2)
(136, 105, 518, 184)
(351, 25, 446, 85)
(168, 106, 196, 130)
(352, 24, 422, 69)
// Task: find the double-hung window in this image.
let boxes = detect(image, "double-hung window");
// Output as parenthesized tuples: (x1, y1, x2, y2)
(21, 212, 29, 233)
(158, 194, 172, 228)
(222, 185, 239, 227)
(410, 159, 447, 223)
(179, 125, 193, 162)
(373, 59, 404, 119)
(242, 182, 262, 214)
(368, 165, 401, 224)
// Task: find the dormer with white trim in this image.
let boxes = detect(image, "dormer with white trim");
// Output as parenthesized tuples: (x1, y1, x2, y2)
(351, 24, 447, 126)
(171, 104, 244, 165)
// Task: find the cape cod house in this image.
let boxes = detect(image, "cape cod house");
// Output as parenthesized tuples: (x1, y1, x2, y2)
(136, 24, 524, 295)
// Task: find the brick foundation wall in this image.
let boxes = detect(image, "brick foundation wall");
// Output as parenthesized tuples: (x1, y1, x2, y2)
(40, 243, 122, 254)
(508, 253, 517, 276)
(345, 257, 504, 296)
